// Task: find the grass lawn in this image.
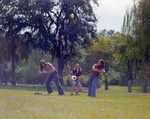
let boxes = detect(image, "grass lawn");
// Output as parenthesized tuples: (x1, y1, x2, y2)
(0, 84, 150, 119)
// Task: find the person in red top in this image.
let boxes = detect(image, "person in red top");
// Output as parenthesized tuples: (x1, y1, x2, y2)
(88, 59, 105, 97)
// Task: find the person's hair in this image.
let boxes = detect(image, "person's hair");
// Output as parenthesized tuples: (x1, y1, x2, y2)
(74, 63, 82, 71)
(39, 60, 47, 73)
(99, 59, 105, 69)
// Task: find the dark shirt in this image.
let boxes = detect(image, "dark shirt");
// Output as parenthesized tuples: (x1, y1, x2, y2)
(72, 70, 82, 79)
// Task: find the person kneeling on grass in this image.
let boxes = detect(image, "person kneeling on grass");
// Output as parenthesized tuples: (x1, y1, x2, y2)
(88, 59, 105, 97)
(39, 60, 65, 95)
(67, 64, 83, 95)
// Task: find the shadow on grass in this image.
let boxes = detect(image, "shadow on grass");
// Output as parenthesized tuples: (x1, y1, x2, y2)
(0, 84, 89, 94)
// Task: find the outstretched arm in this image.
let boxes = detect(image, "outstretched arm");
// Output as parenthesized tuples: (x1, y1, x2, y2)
(67, 64, 72, 74)
(92, 64, 97, 71)
(98, 68, 105, 74)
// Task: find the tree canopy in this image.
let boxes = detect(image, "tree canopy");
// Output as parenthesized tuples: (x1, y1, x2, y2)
(119, 0, 150, 81)
(0, 0, 98, 85)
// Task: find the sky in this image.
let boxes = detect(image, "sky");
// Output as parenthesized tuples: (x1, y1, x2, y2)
(93, 0, 134, 32)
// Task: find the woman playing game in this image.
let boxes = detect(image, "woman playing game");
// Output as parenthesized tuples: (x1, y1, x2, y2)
(88, 59, 105, 97)
(67, 64, 83, 95)
(39, 60, 65, 95)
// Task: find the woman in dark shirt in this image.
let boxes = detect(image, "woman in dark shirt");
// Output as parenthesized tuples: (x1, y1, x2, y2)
(68, 64, 83, 95)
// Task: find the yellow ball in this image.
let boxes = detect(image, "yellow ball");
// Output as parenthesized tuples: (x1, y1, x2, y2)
(70, 13, 74, 18)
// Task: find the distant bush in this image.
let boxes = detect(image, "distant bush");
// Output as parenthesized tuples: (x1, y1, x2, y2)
(120, 75, 128, 86)
(105, 68, 121, 85)
(81, 77, 89, 87)
(0, 71, 11, 85)
(108, 79, 119, 85)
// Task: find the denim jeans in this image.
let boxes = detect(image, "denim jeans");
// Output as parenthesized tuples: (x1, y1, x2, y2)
(71, 79, 80, 85)
(45, 70, 65, 95)
(88, 73, 99, 97)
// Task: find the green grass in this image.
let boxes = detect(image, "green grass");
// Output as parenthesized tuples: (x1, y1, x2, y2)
(0, 84, 150, 119)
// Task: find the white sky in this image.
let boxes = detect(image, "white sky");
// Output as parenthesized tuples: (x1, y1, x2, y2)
(93, 0, 134, 32)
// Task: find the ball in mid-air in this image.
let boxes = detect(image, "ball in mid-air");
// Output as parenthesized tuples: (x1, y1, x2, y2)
(70, 13, 74, 18)
(72, 75, 77, 80)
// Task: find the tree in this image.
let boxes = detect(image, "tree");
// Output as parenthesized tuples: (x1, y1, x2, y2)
(98, 29, 115, 38)
(98, 29, 107, 37)
(86, 31, 121, 72)
(0, 0, 31, 85)
(120, 0, 150, 81)
(106, 30, 115, 38)
(16, 48, 53, 84)
(23, 0, 98, 85)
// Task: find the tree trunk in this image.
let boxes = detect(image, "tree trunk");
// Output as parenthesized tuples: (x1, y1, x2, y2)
(11, 48, 16, 85)
(127, 59, 133, 80)
(0, 64, 3, 85)
(142, 80, 147, 93)
(57, 58, 64, 86)
(105, 78, 108, 90)
(128, 80, 131, 92)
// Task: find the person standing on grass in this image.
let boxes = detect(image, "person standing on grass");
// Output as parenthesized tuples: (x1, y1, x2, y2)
(39, 60, 65, 95)
(88, 59, 105, 97)
(67, 64, 83, 95)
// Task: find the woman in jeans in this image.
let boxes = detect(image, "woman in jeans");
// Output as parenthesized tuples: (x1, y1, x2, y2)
(88, 59, 105, 97)
(67, 64, 83, 95)
(39, 60, 65, 95)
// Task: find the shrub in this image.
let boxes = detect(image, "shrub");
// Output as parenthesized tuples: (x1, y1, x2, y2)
(108, 79, 119, 85)
(105, 68, 121, 85)
(120, 75, 128, 86)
